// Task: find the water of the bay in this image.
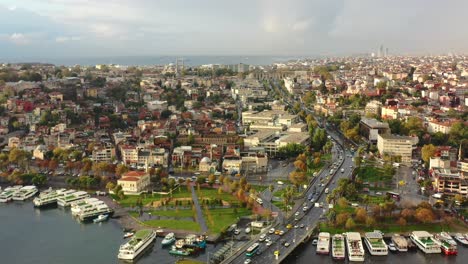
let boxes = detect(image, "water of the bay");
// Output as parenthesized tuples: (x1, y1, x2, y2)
(1, 202, 467, 264)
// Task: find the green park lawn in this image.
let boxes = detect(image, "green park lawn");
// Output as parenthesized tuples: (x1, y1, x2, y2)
(131, 209, 196, 218)
(203, 207, 252, 234)
(140, 219, 201, 232)
(356, 166, 393, 184)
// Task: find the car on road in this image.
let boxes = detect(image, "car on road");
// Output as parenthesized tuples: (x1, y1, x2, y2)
(308, 193, 313, 200)
(284, 241, 290, 247)
(265, 236, 272, 242)
(259, 234, 266, 242)
(294, 225, 299, 229)
(277, 181, 284, 185)
(286, 224, 292, 229)
(274, 230, 281, 235)
(279, 230, 285, 236)
(299, 224, 305, 228)
(325, 188, 329, 194)
(244, 259, 252, 264)
(269, 228, 275, 234)
(234, 229, 240, 235)
(266, 240, 273, 247)
(302, 206, 308, 212)
(312, 239, 318, 245)
(376, 192, 382, 196)
(245, 227, 251, 234)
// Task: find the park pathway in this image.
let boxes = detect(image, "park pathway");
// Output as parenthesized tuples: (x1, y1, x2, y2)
(190, 185, 208, 233)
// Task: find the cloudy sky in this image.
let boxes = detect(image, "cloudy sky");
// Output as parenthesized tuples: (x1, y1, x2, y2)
(0, 0, 467, 60)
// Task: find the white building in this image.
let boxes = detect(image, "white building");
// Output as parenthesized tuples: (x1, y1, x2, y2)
(377, 134, 418, 163)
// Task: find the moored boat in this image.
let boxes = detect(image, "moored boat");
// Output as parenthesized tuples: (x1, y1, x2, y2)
(124, 232, 134, 239)
(391, 234, 408, 252)
(453, 233, 468, 246)
(77, 203, 114, 222)
(316, 232, 330, 255)
(57, 191, 89, 207)
(93, 214, 109, 223)
(345, 232, 365, 262)
(331, 234, 345, 260)
(410, 231, 441, 254)
(161, 233, 176, 246)
(33, 189, 75, 208)
(71, 198, 104, 216)
(434, 233, 457, 256)
(12, 185, 38, 201)
(118, 229, 156, 260)
(169, 245, 191, 256)
(387, 243, 397, 252)
(364, 231, 388, 256)
(0, 186, 22, 202)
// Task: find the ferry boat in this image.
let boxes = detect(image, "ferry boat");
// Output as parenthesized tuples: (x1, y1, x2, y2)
(434, 233, 457, 255)
(57, 191, 89, 207)
(161, 233, 176, 246)
(12, 186, 38, 201)
(316, 232, 330, 254)
(345, 232, 365, 261)
(33, 189, 75, 208)
(183, 234, 207, 249)
(71, 198, 104, 216)
(0, 186, 22, 202)
(118, 229, 156, 260)
(331, 234, 345, 260)
(77, 203, 114, 222)
(409, 231, 441, 254)
(391, 234, 408, 252)
(453, 233, 468, 246)
(364, 231, 388, 256)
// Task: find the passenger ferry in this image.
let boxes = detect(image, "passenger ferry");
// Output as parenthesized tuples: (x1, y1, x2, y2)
(118, 229, 156, 260)
(364, 231, 388, 256)
(316, 232, 330, 254)
(391, 234, 408, 252)
(33, 189, 75, 207)
(70, 198, 104, 216)
(12, 186, 38, 201)
(57, 191, 89, 207)
(77, 203, 114, 222)
(345, 232, 365, 261)
(409, 231, 441, 254)
(0, 186, 22, 202)
(331, 234, 345, 260)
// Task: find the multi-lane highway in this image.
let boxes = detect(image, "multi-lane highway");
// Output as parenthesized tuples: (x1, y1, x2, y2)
(226, 127, 355, 264)
(222, 80, 358, 264)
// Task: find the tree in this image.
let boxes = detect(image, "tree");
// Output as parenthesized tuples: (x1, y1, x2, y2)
(355, 208, 367, 223)
(415, 208, 435, 223)
(336, 212, 350, 227)
(115, 164, 129, 177)
(106, 182, 115, 192)
(365, 216, 376, 228)
(345, 218, 356, 230)
(278, 143, 305, 158)
(401, 208, 415, 221)
(396, 217, 407, 226)
(421, 144, 437, 164)
(448, 122, 468, 146)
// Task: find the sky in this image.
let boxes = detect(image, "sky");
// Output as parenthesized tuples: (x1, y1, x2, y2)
(0, 0, 468, 60)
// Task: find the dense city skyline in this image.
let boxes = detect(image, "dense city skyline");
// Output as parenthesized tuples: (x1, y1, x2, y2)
(1, 0, 468, 60)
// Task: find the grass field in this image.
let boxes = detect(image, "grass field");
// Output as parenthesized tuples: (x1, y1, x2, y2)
(141, 219, 201, 232)
(356, 166, 393, 184)
(203, 207, 252, 234)
(132, 209, 196, 218)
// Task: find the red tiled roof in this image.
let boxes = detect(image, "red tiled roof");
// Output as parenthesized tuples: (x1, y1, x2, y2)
(120, 177, 139, 182)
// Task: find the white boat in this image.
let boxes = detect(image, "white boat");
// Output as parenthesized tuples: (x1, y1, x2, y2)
(0, 186, 22, 202)
(118, 229, 156, 260)
(387, 243, 397, 252)
(391, 234, 408, 252)
(71, 198, 104, 216)
(93, 214, 109, 223)
(57, 191, 89, 207)
(161, 232, 176, 246)
(409, 231, 441, 254)
(453, 233, 468, 246)
(12, 185, 38, 201)
(77, 203, 113, 222)
(433, 232, 457, 255)
(332, 234, 345, 260)
(33, 189, 75, 207)
(316, 232, 330, 254)
(124, 232, 134, 239)
(364, 231, 388, 256)
(345, 232, 365, 262)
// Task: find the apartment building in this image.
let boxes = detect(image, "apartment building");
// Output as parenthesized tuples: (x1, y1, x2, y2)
(377, 134, 418, 162)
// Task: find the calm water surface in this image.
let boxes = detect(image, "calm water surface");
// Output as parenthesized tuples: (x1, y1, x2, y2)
(1, 202, 467, 264)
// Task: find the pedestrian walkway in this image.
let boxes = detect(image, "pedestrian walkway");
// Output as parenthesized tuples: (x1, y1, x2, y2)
(190, 185, 208, 233)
